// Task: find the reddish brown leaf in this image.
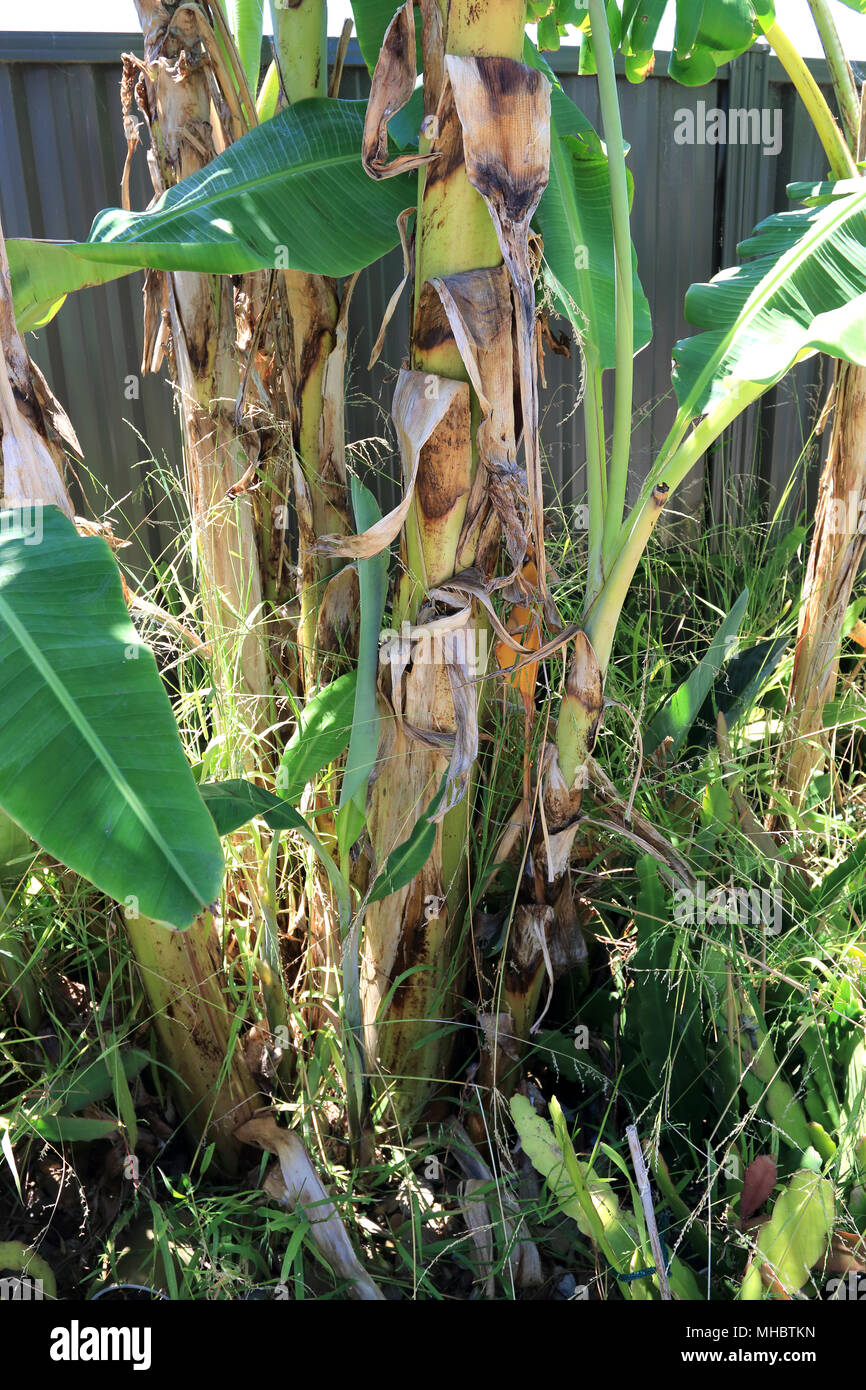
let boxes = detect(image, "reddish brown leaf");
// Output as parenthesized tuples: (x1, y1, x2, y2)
(741, 1154, 778, 1222)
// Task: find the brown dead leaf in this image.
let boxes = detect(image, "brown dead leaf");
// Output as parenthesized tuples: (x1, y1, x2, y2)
(317, 369, 469, 560)
(368, 207, 415, 370)
(362, 2, 434, 180)
(236, 1113, 385, 1300)
(445, 55, 550, 596)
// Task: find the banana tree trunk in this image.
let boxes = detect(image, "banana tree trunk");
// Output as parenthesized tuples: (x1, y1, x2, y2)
(268, 0, 360, 1015)
(126, 914, 259, 1171)
(270, 0, 359, 691)
(360, 0, 540, 1126)
(133, 0, 270, 741)
(776, 50, 865, 814)
(123, 1, 272, 1158)
(2, 211, 259, 1169)
(778, 360, 866, 809)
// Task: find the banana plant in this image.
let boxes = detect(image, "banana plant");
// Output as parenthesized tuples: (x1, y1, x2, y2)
(758, 0, 866, 815)
(535, 2, 866, 908)
(6, 0, 866, 1146)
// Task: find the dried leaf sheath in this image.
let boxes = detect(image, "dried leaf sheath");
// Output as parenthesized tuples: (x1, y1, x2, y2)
(446, 55, 551, 594)
(420, 266, 526, 578)
(289, 270, 360, 690)
(362, 2, 433, 180)
(357, 0, 535, 1124)
(778, 361, 866, 809)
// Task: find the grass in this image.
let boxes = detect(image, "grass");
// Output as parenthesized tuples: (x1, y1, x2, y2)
(1, 424, 866, 1301)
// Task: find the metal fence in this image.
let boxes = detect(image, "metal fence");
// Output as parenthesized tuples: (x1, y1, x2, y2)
(0, 32, 838, 574)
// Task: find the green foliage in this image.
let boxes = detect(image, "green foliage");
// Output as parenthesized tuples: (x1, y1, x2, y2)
(337, 479, 389, 865)
(350, 0, 421, 74)
(673, 184, 866, 424)
(624, 857, 706, 1128)
(226, 0, 266, 96)
(538, 86, 651, 368)
(8, 100, 411, 329)
(367, 778, 445, 904)
(276, 670, 357, 805)
(644, 588, 748, 758)
(740, 1168, 835, 1299)
(511, 1092, 702, 1298)
(0, 507, 223, 929)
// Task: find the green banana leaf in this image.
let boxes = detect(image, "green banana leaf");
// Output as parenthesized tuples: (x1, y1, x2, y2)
(276, 669, 357, 806)
(337, 478, 389, 865)
(672, 182, 866, 424)
(0, 508, 223, 929)
(350, 1, 421, 75)
(537, 86, 652, 367)
(8, 99, 412, 331)
(226, 0, 265, 96)
(687, 634, 788, 754)
(644, 589, 749, 758)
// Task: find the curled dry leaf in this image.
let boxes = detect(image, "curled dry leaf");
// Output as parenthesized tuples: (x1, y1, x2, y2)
(368, 206, 415, 369)
(431, 567, 581, 674)
(362, 1, 433, 180)
(236, 1114, 385, 1301)
(318, 270, 360, 504)
(422, 266, 531, 581)
(0, 217, 75, 516)
(317, 369, 469, 561)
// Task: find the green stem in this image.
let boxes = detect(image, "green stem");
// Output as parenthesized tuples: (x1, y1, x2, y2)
(588, 394, 745, 671)
(759, 15, 857, 179)
(588, 0, 635, 570)
(257, 830, 295, 1088)
(806, 0, 861, 152)
(270, 0, 327, 104)
(584, 359, 607, 601)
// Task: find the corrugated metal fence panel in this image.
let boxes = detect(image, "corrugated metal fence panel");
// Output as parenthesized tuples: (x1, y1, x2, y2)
(0, 35, 841, 574)
(0, 35, 183, 574)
